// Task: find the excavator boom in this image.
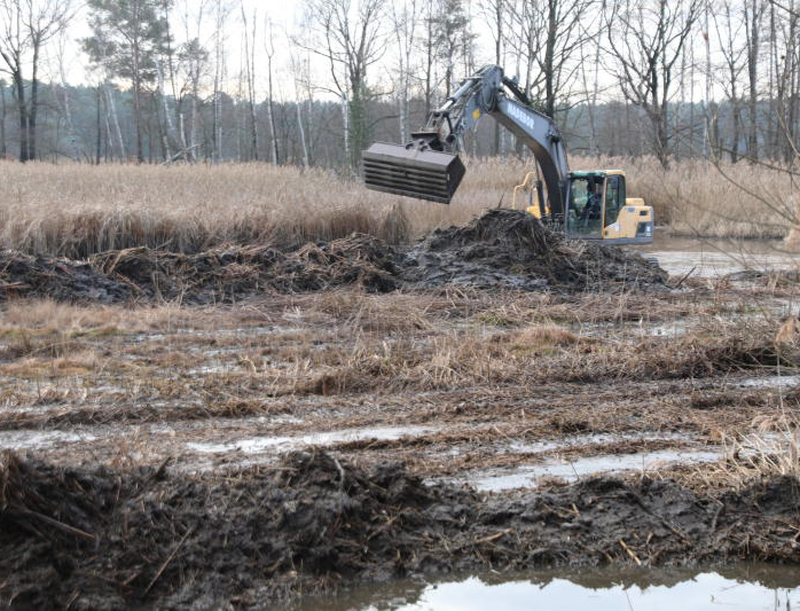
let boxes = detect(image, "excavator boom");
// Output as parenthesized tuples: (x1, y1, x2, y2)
(362, 65, 569, 213)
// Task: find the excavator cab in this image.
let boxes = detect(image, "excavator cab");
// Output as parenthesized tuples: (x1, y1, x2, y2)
(566, 171, 653, 245)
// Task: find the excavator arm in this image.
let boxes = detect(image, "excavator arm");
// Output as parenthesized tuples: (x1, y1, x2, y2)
(362, 65, 570, 215)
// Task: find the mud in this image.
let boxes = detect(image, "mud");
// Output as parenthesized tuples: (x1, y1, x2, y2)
(1, 450, 799, 609)
(0, 210, 668, 304)
(402, 209, 668, 292)
(92, 233, 400, 303)
(0, 250, 130, 303)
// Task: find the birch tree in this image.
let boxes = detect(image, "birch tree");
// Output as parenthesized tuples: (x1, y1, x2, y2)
(264, 16, 279, 164)
(239, 3, 258, 160)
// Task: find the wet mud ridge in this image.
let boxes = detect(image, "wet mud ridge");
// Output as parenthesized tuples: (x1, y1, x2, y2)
(2, 450, 798, 609)
(0, 210, 667, 304)
(401, 209, 667, 292)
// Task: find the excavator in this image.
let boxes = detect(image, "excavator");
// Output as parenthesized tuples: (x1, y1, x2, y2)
(362, 65, 653, 245)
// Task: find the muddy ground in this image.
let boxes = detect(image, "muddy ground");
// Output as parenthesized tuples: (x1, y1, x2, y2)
(1, 212, 800, 608)
(0, 210, 667, 304)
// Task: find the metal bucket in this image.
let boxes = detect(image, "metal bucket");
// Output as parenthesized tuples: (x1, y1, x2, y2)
(362, 142, 466, 204)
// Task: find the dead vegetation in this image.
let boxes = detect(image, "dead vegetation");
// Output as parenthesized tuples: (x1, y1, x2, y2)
(2, 448, 799, 609)
(0, 157, 794, 262)
(1, 249, 799, 607)
(0, 209, 667, 304)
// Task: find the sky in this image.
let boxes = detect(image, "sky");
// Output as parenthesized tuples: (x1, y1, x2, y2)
(31, 0, 730, 108)
(44, 0, 498, 104)
(45, 0, 387, 100)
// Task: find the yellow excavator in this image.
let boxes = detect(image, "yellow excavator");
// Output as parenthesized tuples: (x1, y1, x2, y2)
(362, 65, 653, 245)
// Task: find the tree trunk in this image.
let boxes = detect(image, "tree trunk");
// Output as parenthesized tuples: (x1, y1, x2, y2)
(0, 80, 6, 158)
(156, 59, 175, 160)
(297, 101, 309, 169)
(13, 70, 29, 162)
(746, 0, 761, 161)
(106, 84, 126, 161)
(267, 49, 279, 164)
(95, 87, 102, 164)
(342, 91, 349, 167)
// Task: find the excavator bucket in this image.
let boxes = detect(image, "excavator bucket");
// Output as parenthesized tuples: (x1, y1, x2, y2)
(362, 142, 466, 204)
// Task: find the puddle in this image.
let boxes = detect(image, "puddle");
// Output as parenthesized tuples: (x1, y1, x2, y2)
(186, 425, 436, 455)
(466, 448, 720, 492)
(295, 564, 800, 611)
(647, 251, 799, 278)
(633, 233, 800, 278)
(734, 375, 800, 388)
(642, 321, 690, 337)
(0, 429, 97, 450)
(503, 431, 689, 455)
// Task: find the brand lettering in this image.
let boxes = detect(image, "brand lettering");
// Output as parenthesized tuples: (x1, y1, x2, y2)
(507, 103, 535, 131)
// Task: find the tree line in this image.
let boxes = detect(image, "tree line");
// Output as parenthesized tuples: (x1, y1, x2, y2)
(0, 0, 798, 169)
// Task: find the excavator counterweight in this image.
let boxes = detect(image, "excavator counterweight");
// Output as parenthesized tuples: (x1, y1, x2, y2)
(362, 142, 466, 204)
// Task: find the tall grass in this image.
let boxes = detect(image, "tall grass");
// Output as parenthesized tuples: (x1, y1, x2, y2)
(0, 156, 793, 258)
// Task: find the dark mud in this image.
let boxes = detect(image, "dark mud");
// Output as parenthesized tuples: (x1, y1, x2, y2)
(0, 210, 667, 304)
(0, 250, 130, 303)
(1, 450, 798, 609)
(91, 233, 400, 303)
(402, 209, 668, 292)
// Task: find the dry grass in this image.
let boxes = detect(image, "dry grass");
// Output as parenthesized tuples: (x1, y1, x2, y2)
(0, 156, 794, 259)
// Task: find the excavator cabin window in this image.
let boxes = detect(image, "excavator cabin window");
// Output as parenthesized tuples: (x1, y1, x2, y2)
(567, 176, 603, 238)
(603, 175, 626, 227)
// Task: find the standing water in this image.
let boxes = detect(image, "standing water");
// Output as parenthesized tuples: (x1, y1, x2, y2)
(634, 231, 800, 278)
(295, 564, 800, 610)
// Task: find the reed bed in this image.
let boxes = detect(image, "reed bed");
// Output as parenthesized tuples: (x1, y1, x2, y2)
(0, 156, 794, 258)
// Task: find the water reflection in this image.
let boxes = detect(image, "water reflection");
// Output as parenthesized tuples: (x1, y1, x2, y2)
(297, 564, 800, 611)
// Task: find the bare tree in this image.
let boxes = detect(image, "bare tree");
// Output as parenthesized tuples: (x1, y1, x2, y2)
(711, 0, 747, 162)
(53, 30, 82, 161)
(0, 78, 6, 157)
(0, 0, 73, 161)
(289, 47, 311, 168)
(391, 0, 420, 143)
(604, 0, 700, 168)
(264, 16, 279, 164)
(298, 0, 387, 167)
(240, 2, 258, 160)
(212, 0, 229, 162)
(504, 0, 595, 120)
(744, 0, 766, 160)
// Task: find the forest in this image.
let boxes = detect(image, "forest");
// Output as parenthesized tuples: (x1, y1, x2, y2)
(0, 0, 797, 170)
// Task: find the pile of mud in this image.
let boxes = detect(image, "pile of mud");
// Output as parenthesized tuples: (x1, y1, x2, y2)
(0, 250, 130, 303)
(91, 233, 399, 303)
(0, 210, 667, 304)
(402, 209, 667, 291)
(2, 450, 799, 608)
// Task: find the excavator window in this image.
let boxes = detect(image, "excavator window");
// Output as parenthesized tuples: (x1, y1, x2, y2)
(567, 176, 603, 238)
(604, 175, 625, 227)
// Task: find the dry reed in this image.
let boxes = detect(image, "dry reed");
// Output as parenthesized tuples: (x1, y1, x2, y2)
(0, 156, 793, 259)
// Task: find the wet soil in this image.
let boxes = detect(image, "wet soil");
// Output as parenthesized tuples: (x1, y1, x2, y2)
(1, 450, 798, 609)
(0, 210, 667, 304)
(0, 250, 130, 303)
(0, 251, 798, 607)
(403, 209, 667, 291)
